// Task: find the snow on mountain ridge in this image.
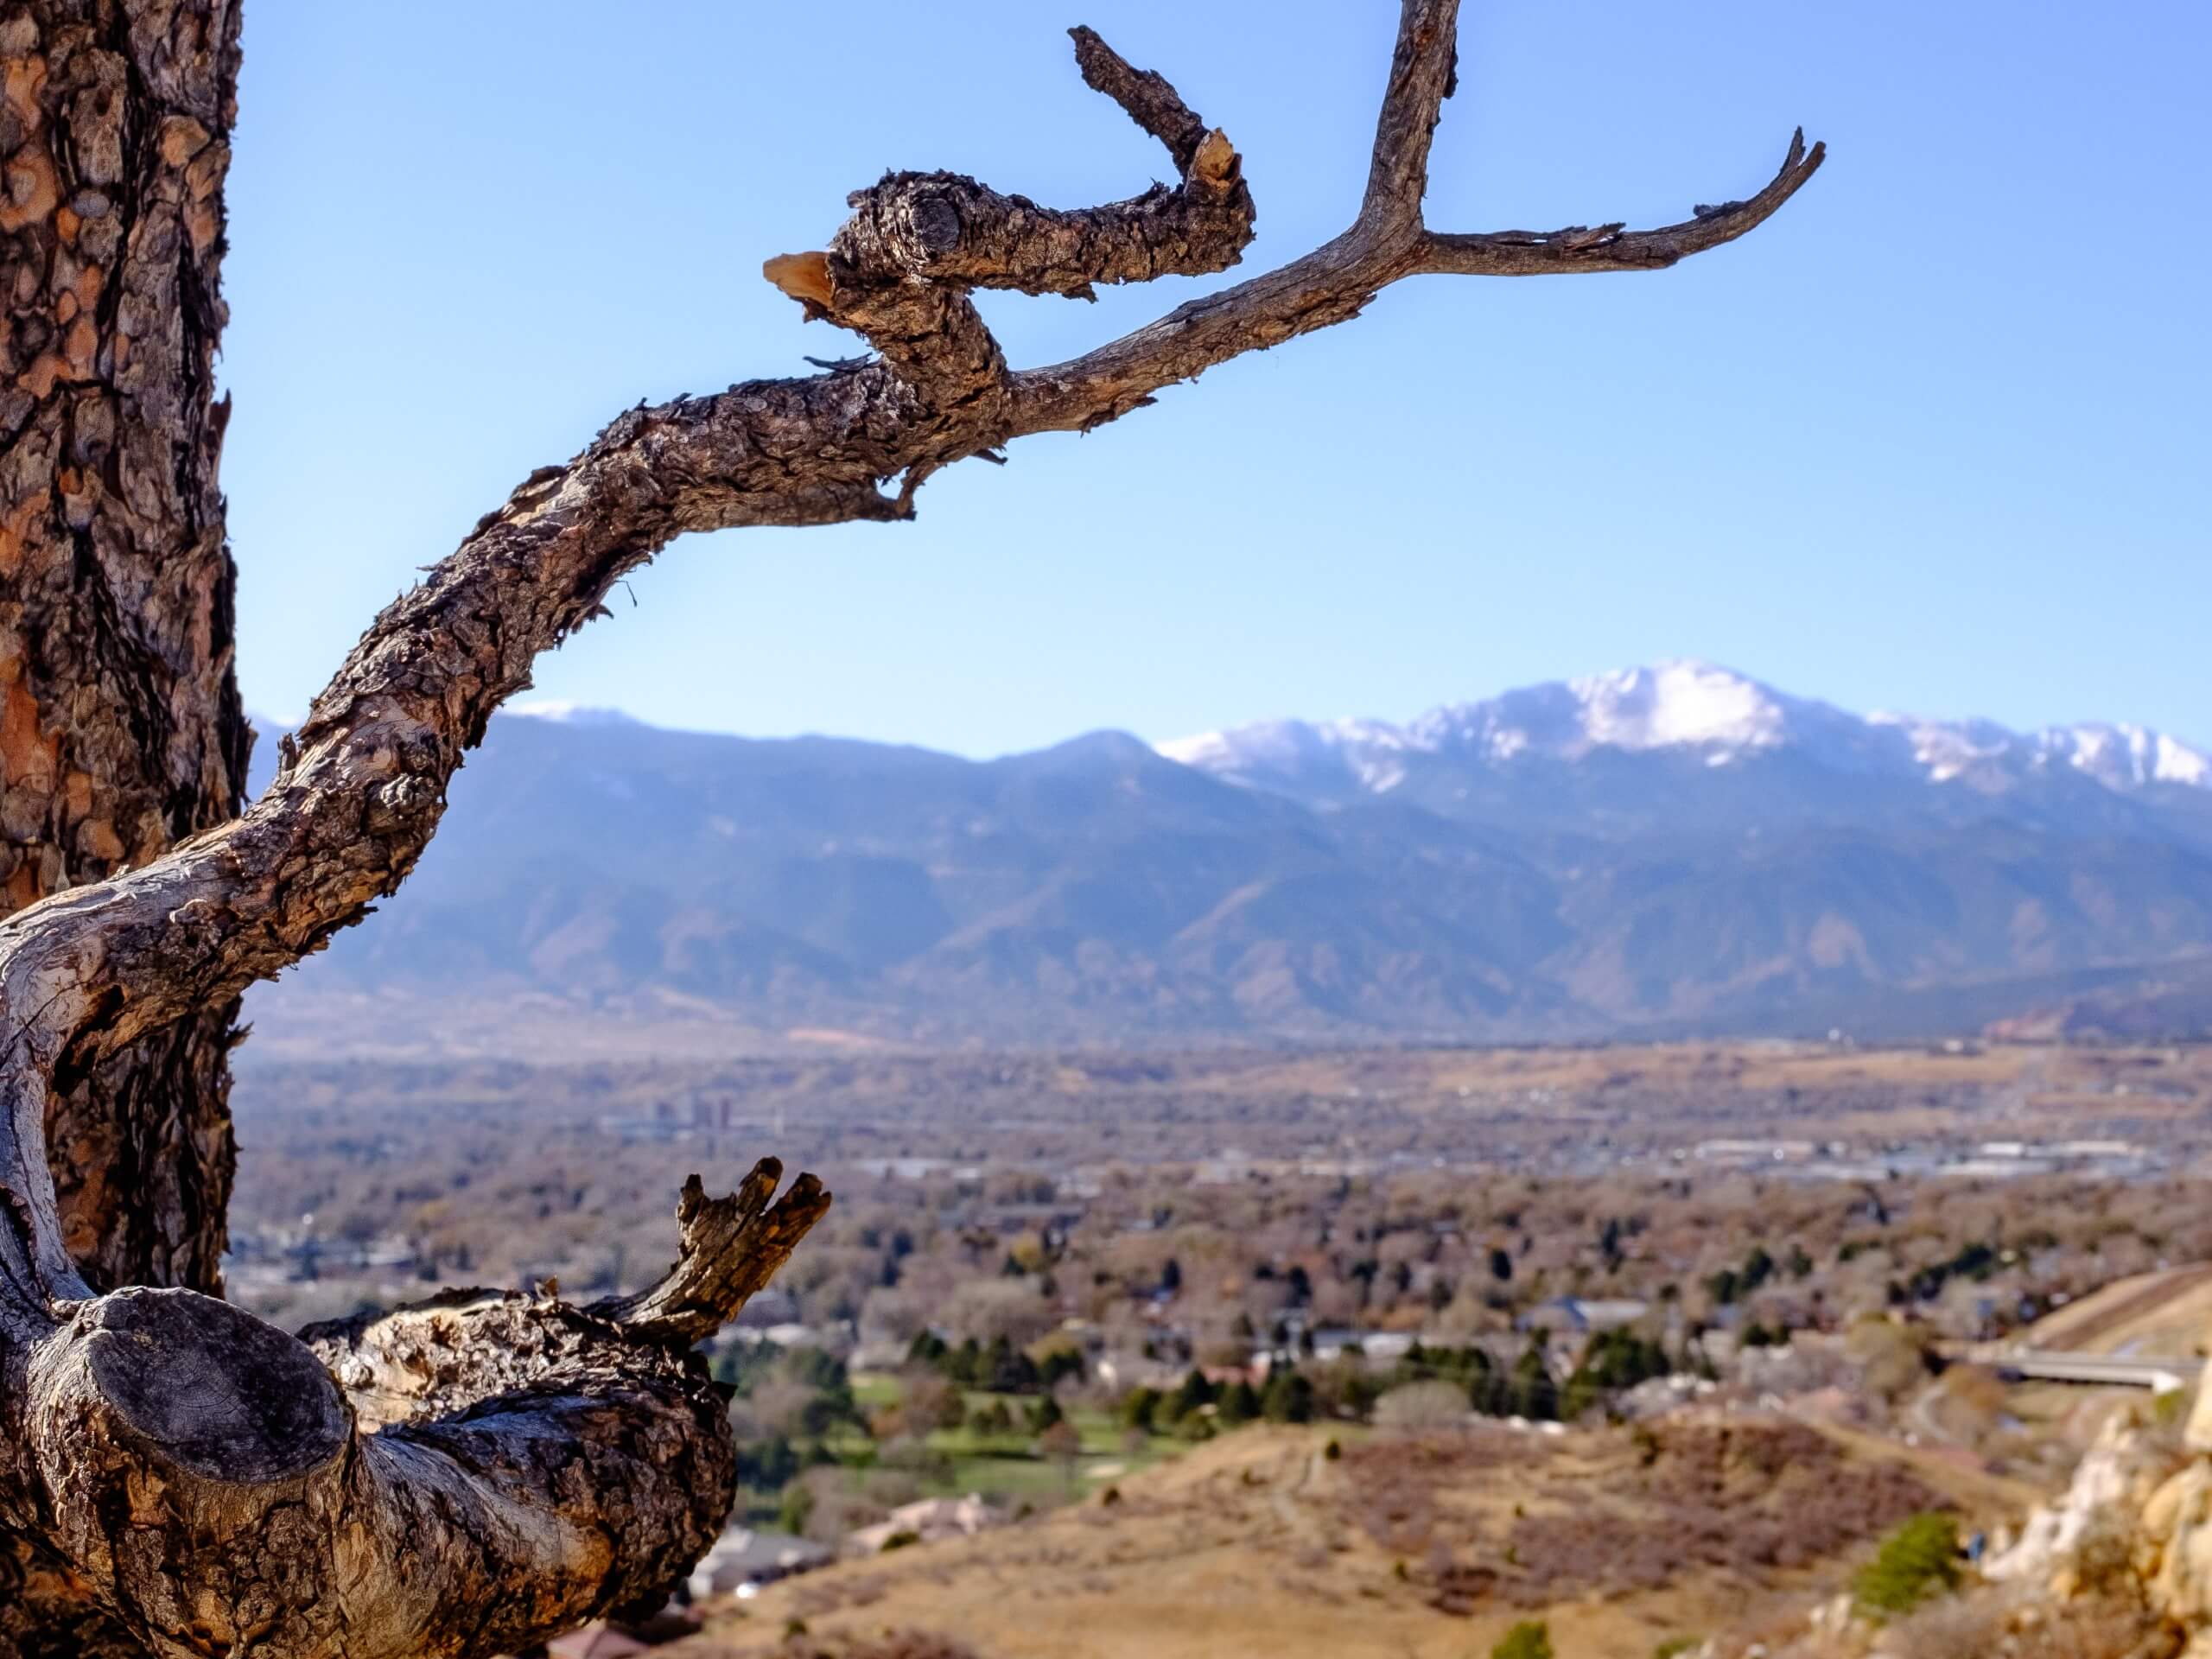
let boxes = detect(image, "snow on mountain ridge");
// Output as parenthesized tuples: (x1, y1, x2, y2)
(2037, 723, 2212, 791)
(1567, 660, 1792, 753)
(1864, 711, 2016, 785)
(1397, 658, 1821, 766)
(505, 701, 644, 727)
(1160, 664, 2212, 798)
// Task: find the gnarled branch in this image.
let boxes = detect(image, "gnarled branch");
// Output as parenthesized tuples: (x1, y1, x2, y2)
(765, 24, 1255, 424)
(0, 4, 1820, 1656)
(1, 1167, 823, 1659)
(593, 1163, 833, 1344)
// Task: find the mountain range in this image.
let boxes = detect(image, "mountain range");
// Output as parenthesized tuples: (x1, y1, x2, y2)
(246, 662, 2212, 1048)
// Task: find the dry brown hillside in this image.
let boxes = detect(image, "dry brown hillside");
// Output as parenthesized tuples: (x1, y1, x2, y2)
(666, 1418, 2037, 1659)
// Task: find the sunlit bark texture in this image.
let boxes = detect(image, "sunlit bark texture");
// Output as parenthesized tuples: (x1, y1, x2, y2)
(0, 2, 249, 1649)
(0, 3, 1820, 1655)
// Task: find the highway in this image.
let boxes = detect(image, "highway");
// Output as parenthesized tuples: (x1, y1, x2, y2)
(1982, 1348, 2203, 1392)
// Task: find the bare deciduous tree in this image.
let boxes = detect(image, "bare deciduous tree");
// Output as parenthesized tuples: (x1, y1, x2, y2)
(0, 3, 1820, 1654)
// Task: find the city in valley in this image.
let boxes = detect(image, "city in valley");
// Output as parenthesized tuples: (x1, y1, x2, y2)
(226, 1038, 2212, 1659)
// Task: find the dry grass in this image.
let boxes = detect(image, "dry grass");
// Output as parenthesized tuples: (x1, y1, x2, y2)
(2024, 1262, 2212, 1357)
(662, 1415, 2037, 1659)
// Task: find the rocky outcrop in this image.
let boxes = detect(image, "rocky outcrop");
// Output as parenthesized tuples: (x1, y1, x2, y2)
(1983, 1382, 2212, 1654)
(1986, 1408, 2171, 1595)
(2131, 1389, 2212, 1652)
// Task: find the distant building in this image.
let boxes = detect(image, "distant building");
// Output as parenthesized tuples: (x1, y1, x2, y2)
(686, 1527, 831, 1600)
(1193, 1150, 1254, 1185)
(751, 1322, 821, 1349)
(1094, 1351, 1181, 1393)
(847, 1493, 998, 1556)
(1297, 1328, 1421, 1364)
(1520, 1297, 1649, 1336)
(1943, 1158, 2057, 1179)
(731, 1288, 800, 1329)
(1694, 1139, 1815, 1165)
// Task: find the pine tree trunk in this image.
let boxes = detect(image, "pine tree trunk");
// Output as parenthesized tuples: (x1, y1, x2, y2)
(0, 1, 245, 1650)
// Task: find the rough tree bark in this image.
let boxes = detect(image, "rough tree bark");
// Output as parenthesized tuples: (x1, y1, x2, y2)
(0, 3, 249, 1650)
(0, 3, 1820, 1656)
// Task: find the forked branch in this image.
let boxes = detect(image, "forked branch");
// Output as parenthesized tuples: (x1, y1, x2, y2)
(594, 1162, 833, 1343)
(0, 5, 1821, 1656)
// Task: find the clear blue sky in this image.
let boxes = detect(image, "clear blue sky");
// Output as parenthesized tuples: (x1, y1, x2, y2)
(220, 2, 2209, 757)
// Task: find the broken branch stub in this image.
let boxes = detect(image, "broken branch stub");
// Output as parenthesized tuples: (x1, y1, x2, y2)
(594, 1160, 835, 1344)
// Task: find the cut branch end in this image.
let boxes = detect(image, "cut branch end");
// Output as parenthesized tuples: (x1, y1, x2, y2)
(1192, 128, 1239, 192)
(764, 251, 834, 308)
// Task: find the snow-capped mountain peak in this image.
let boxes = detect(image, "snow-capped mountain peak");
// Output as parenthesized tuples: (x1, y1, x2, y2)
(1863, 711, 2017, 785)
(1159, 664, 2212, 806)
(1162, 660, 1817, 791)
(1563, 659, 1791, 753)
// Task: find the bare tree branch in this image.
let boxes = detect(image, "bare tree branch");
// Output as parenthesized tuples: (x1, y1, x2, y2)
(1422, 129, 1827, 276)
(0, 5, 1822, 1655)
(1068, 24, 1212, 171)
(1362, 0, 1461, 238)
(764, 27, 1255, 425)
(0, 1160, 828, 1658)
(1010, 3, 1821, 435)
(22, 1280, 734, 1653)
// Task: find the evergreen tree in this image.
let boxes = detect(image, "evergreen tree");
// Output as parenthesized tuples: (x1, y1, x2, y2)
(1118, 1387, 1161, 1433)
(1855, 1513, 1961, 1615)
(1217, 1379, 1262, 1427)
(1167, 1369, 1217, 1424)
(1511, 1341, 1559, 1421)
(1262, 1370, 1316, 1424)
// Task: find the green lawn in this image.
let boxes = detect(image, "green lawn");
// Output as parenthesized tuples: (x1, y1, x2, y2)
(842, 1376, 1185, 1503)
(849, 1371, 902, 1414)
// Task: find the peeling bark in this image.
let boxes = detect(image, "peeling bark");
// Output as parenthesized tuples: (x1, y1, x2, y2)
(0, 3, 1821, 1656)
(0, 2, 247, 1649)
(0, 0, 249, 1300)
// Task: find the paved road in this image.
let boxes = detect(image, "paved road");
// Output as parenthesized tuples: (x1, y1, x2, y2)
(1980, 1348, 2202, 1391)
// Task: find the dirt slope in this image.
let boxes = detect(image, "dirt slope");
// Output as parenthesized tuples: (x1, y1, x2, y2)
(666, 1417, 2033, 1659)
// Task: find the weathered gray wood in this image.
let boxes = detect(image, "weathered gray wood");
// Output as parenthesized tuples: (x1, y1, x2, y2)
(0, 4, 1821, 1656)
(590, 1163, 830, 1344)
(2, 1156, 825, 1659)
